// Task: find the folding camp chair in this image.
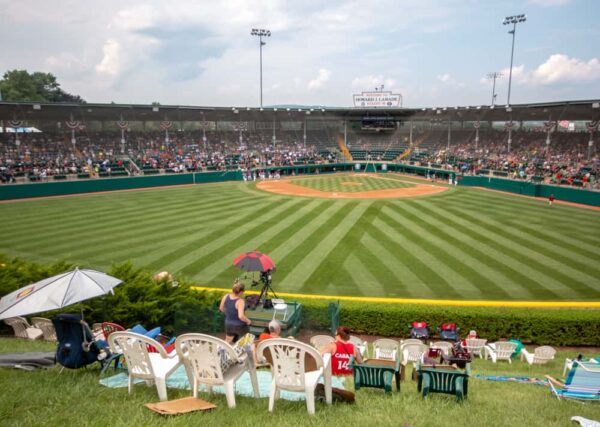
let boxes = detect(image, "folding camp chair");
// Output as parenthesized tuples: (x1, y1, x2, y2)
(547, 360, 600, 401)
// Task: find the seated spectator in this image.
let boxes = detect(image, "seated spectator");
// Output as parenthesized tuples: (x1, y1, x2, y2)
(321, 326, 362, 376)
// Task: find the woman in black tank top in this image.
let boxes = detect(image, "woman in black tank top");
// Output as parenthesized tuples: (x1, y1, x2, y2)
(219, 281, 252, 343)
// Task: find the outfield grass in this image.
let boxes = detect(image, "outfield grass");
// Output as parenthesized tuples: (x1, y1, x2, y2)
(0, 337, 598, 427)
(0, 173, 598, 301)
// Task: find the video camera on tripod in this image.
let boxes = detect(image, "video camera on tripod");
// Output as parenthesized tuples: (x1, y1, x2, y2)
(246, 269, 276, 309)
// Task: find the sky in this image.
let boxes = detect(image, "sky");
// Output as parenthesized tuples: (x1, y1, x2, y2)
(1, 0, 599, 108)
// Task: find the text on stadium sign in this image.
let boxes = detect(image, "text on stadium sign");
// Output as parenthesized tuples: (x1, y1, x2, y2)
(353, 91, 401, 108)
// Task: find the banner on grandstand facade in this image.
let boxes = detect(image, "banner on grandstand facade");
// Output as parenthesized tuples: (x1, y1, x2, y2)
(353, 91, 401, 108)
(586, 120, 599, 133)
(116, 121, 128, 130)
(7, 120, 23, 128)
(543, 121, 557, 132)
(159, 121, 172, 130)
(65, 120, 80, 130)
(473, 121, 480, 129)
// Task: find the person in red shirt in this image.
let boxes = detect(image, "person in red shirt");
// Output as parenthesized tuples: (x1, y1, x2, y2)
(321, 326, 362, 376)
(258, 320, 281, 342)
(549, 194, 555, 206)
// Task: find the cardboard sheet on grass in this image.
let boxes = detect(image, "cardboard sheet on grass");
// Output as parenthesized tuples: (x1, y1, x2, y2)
(145, 397, 216, 415)
(100, 366, 345, 401)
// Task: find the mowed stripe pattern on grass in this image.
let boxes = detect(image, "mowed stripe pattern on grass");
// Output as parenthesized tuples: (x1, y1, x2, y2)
(0, 176, 598, 301)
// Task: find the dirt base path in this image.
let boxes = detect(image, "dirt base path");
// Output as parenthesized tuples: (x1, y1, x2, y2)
(257, 179, 448, 199)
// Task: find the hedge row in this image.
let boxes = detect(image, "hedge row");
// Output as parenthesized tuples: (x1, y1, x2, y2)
(190, 290, 600, 346)
(301, 298, 600, 346)
(1, 255, 598, 346)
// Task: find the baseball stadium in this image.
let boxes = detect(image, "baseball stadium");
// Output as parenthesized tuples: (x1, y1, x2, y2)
(1, 2, 600, 426)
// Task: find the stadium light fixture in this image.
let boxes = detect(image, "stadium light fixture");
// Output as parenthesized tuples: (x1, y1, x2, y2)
(251, 28, 271, 108)
(487, 72, 503, 106)
(503, 14, 527, 106)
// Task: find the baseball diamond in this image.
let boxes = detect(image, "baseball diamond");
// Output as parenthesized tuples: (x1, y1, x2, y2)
(0, 173, 598, 302)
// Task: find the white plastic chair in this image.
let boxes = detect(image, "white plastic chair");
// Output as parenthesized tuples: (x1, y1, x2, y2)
(309, 335, 335, 351)
(175, 333, 259, 408)
(108, 331, 181, 401)
(430, 341, 453, 356)
(401, 343, 429, 365)
(484, 341, 518, 363)
(520, 346, 556, 365)
(4, 317, 43, 340)
(31, 317, 57, 342)
(256, 338, 332, 415)
(464, 338, 487, 358)
(373, 338, 399, 361)
(400, 338, 424, 348)
(349, 335, 367, 359)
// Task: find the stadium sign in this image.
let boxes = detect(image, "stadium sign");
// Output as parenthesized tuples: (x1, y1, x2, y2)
(353, 91, 401, 108)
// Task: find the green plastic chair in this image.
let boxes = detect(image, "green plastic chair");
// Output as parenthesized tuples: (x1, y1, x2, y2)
(417, 365, 469, 402)
(350, 357, 400, 394)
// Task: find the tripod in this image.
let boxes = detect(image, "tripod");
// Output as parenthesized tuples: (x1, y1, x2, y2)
(257, 270, 277, 307)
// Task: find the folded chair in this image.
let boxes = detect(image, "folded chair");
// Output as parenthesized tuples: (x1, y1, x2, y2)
(31, 317, 57, 342)
(175, 333, 259, 408)
(547, 360, 600, 401)
(4, 317, 43, 340)
(520, 346, 556, 365)
(108, 331, 181, 401)
(256, 338, 332, 415)
(484, 342, 518, 363)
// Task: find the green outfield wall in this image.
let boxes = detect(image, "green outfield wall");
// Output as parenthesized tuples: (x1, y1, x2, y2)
(0, 171, 242, 200)
(459, 175, 600, 206)
(0, 163, 597, 206)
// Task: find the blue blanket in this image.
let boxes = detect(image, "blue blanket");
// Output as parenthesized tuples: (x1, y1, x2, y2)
(100, 366, 346, 401)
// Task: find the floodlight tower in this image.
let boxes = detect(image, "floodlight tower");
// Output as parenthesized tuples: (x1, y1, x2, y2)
(503, 14, 527, 106)
(487, 72, 503, 106)
(251, 28, 271, 108)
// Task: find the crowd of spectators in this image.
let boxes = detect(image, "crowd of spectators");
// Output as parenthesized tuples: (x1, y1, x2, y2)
(409, 129, 598, 190)
(0, 130, 339, 183)
(1, 127, 597, 190)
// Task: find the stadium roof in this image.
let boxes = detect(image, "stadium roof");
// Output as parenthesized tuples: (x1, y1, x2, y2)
(0, 99, 598, 123)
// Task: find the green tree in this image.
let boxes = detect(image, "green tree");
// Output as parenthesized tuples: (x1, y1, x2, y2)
(0, 69, 84, 103)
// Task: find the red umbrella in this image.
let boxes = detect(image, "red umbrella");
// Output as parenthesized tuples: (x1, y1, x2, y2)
(233, 251, 275, 272)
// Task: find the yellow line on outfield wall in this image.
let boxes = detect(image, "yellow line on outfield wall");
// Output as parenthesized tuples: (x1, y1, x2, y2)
(191, 286, 600, 308)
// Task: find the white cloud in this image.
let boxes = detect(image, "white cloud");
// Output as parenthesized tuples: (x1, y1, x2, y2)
(95, 39, 121, 75)
(531, 54, 600, 84)
(500, 65, 527, 83)
(437, 73, 451, 83)
(308, 68, 331, 90)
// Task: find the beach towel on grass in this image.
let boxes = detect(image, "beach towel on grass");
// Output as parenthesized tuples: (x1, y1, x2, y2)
(474, 374, 548, 386)
(100, 366, 345, 401)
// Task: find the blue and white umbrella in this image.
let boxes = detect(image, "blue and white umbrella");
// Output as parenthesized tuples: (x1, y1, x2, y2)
(0, 268, 122, 320)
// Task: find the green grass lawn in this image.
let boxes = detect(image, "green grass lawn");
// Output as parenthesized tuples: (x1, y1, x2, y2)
(0, 173, 598, 301)
(0, 337, 598, 427)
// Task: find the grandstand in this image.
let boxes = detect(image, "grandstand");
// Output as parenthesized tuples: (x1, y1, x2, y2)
(0, 100, 598, 189)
